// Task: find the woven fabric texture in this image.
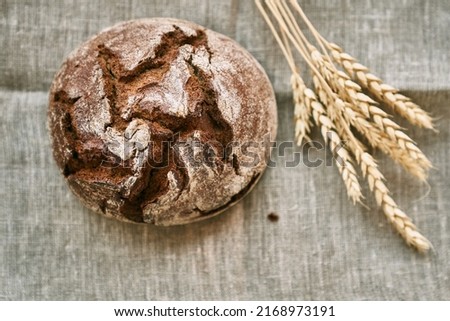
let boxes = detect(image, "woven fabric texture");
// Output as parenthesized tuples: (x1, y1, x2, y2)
(1, 0, 449, 300)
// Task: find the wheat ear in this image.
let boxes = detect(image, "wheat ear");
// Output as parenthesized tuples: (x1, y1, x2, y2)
(349, 140, 432, 252)
(292, 73, 313, 145)
(328, 43, 435, 130)
(292, 73, 363, 204)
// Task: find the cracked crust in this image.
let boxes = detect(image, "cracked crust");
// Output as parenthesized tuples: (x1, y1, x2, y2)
(48, 18, 277, 225)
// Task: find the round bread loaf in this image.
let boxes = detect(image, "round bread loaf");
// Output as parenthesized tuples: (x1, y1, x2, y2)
(48, 18, 277, 225)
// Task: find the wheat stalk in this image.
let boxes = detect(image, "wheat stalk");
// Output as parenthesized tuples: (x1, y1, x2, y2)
(256, 0, 435, 252)
(273, 1, 432, 180)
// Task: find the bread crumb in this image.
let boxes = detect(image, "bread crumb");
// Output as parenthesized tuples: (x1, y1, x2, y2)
(267, 212, 279, 222)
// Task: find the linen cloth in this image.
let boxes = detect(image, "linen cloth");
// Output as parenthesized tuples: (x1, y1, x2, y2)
(1, 0, 449, 300)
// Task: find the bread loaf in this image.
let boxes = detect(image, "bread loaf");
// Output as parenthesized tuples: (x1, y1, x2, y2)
(48, 18, 277, 225)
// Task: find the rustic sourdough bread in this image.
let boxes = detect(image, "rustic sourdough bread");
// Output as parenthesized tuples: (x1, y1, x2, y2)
(48, 18, 277, 225)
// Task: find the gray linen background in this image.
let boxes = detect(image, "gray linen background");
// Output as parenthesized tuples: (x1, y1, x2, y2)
(1, 0, 449, 300)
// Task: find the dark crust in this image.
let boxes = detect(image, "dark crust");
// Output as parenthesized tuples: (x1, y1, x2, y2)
(48, 19, 277, 225)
